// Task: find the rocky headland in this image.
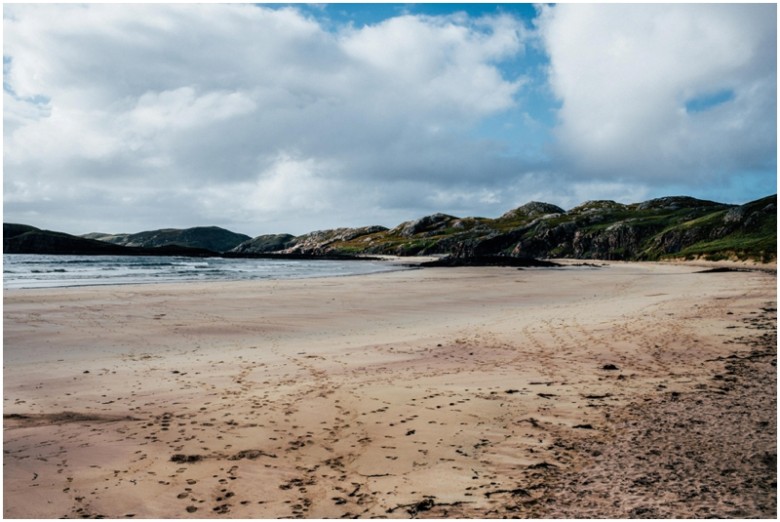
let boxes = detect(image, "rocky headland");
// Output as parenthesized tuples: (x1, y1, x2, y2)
(4, 194, 776, 263)
(244, 194, 773, 263)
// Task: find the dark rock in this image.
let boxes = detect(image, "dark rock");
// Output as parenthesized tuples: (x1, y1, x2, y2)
(421, 256, 560, 268)
(170, 454, 203, 463)
(411, 498, 435, 513)
(528, 461, 557, 469)
(697, 267, 747, 273)
(228, 449, 277, 460)
(391, 213, 458, 237)
(485, 487, 531, 498)
(636, 196, 721, 211)
(500, 202, 565, 220)
(569, 200, 627, 214)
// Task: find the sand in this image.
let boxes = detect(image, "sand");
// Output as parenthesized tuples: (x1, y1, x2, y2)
(3, 261, 776, 518)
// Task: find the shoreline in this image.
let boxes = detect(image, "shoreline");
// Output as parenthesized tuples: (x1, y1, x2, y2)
(5, 255, 775, 292)
(2, 255, 423, 292)
(4, 263, 776, 518)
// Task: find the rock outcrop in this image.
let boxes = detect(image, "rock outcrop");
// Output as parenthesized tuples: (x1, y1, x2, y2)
(390, 214, 459, 237)
(230, 234, 296, 254)
(323, 194, 775, 262)
(499, 201, 565, 220)
(279, 226, 388, 255)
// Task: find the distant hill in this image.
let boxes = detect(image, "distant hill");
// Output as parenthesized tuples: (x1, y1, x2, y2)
(84, 226, 250, 253)
(5, 224, 136, 255)
(5, 194, 776, 262)
(4, 224, 218, 256)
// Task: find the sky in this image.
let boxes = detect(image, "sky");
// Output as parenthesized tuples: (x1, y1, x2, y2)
(3, 3, 777, 237)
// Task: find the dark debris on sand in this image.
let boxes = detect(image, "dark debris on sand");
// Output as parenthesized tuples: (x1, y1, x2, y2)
(420, 256, 560, 268)
(520, 303, 777, 519)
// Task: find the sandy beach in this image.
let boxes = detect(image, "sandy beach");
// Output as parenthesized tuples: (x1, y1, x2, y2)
(3, 261, 776, 518)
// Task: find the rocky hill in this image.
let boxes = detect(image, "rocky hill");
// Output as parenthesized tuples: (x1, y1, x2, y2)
(230, 194, 776, 262)
(286, 225, 389, 255)
(6, 194, 775, 262)
(230, 234, 297, 254)
(84, 226, 250, 252)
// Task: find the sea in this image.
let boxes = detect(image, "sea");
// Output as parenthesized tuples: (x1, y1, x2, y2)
(2, 254, 406, 290)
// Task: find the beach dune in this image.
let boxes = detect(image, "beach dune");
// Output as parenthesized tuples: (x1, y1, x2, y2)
(3, 262, 776, 518)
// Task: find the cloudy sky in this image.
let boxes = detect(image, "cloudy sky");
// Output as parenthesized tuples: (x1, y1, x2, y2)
(3, 3, 777, 236)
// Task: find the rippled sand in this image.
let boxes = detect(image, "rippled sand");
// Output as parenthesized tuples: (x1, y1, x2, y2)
(4, 261, 776, 518)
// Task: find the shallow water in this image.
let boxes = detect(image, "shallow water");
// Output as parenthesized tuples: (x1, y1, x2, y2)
(2, 254, 403, 289)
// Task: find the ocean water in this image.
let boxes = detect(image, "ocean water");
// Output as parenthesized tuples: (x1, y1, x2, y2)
(3, 254, 405, 289)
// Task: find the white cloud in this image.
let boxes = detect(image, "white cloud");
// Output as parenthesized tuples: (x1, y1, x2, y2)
(3, 4, 775, 237)
(126, 88, 256, 132)
(199, 152, 339, 219)
(5, 103, 121, 164)
(4, 4, 530, 234)
(538, 3, 776, 182)
(340, 13, 524, 117)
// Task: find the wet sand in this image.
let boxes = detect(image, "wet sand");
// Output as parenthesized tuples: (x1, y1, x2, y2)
(3, 262, 776, 518)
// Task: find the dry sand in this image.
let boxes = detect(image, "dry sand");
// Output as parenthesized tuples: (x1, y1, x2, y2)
(3, 262, 776, 518)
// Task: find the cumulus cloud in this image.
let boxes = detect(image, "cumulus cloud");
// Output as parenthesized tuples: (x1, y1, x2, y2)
(4, 4, 531, 234)
(340, 13, 523, 117)
(3, 4, 775, 237)
(538, 3, 776, 183)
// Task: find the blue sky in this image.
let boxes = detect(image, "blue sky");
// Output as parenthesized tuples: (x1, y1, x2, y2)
(3, 3, 777, 236)
(296, 3, 540, 28)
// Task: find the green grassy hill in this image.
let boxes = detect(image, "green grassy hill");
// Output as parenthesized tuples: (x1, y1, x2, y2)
(243, 194, 775, 263)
